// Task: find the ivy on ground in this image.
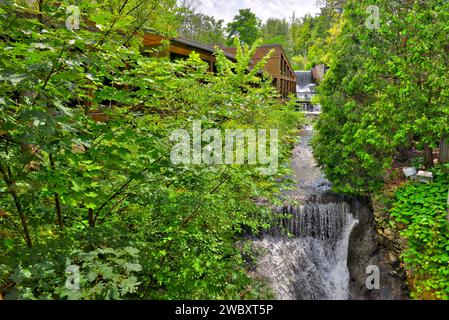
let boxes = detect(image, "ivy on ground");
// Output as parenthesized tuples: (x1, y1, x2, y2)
(390, 167, 449, 300)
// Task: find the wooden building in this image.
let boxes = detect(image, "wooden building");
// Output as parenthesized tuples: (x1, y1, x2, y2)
(144, 35, 297, 100)
(219, 44, 297, 100)
(143, 34, 236, 72)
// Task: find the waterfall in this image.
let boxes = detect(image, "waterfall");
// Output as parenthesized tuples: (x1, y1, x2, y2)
(253, 120, 359, 300)
(251, 106, 408, 300)
(255, 199, 359, 300)
(295, 70, 320, 112)
(295, 71, 312, 85)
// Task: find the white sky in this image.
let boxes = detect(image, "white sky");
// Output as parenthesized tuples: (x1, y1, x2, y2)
(193, 0, 321, 23)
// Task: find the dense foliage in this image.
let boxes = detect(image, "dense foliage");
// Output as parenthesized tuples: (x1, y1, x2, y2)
(390, 167, 449, 300)
(177, 4, 226, 44)
(290, 0, 344, 69)
(313, 0, 449, 195)
(226, 9, 262, 46)
(0, 1, 302, 299)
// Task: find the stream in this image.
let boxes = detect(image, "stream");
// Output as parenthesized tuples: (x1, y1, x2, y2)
(253, 120, 408, 300)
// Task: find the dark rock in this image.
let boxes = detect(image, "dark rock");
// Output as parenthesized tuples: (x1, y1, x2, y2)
(346, 197, 409, 300)
(375, 234, 388, 247)
(388, 251, 400, 269)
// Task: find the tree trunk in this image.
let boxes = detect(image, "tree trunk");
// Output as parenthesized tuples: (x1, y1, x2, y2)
(397, 144, 409, 162)
(54, 193, 63, 229)
(49, 155, 64, 230)
(88, 208, 95, 228)
(424, 144, 434, 169)
(37, 0, 44, 24)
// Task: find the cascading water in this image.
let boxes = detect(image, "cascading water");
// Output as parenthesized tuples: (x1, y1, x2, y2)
(295, 70, 320, 113)
(295, 71, 312, 85)
(253, 120, 359, 300)
(255, 200, 359, 300)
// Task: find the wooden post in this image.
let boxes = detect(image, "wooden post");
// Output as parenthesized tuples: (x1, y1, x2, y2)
(424, 144, 434, 169)
(439, 136, 449, 164)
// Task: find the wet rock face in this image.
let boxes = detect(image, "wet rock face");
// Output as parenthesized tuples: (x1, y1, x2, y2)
(347, 197, 409, 300)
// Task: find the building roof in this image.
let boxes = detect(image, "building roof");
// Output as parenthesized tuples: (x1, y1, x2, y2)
(219, 44, 295, 75)
(173, 37, 236, 61)
(143, 33, 236, 61)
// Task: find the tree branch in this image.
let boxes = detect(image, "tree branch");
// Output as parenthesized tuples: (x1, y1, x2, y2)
(0, 165, 32, 248)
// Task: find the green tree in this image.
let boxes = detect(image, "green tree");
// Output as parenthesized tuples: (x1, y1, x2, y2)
(0, 1, 302, 300)
(260, 18, 290, 53)
(313, 0, 449, 195)
(261, 18, 289, 39)
(226, 8, 261, 46)
(290, 14, 313, 57)
(178, 6, 225, 44)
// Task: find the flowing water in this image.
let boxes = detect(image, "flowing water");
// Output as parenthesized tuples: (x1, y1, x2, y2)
(251, 72, 408, 300)
(253, 120, 359, 300)
(295, 71, 313, 85)
(295, 71, 320, 113)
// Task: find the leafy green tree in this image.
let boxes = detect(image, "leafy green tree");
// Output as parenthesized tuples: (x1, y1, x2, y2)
(259, 18, 290, 56)
(288, 1, 347, 69)
(313, 0, 449, 195)
(262, 18, 289, 40)
(177, 7, 225, 44)
(0, 1, 302, 300)
(290, 14, 313, 57)
(226, 8, 261, 46)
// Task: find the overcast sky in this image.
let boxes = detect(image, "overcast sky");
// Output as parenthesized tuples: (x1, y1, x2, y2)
(193, 0, 321, 23)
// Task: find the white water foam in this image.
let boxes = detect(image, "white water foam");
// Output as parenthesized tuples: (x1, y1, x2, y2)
(254, 202, 359, 300)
